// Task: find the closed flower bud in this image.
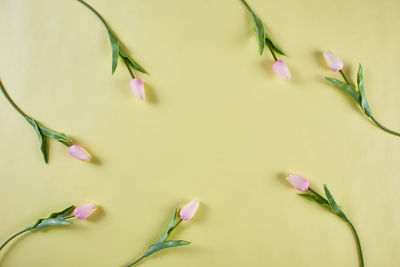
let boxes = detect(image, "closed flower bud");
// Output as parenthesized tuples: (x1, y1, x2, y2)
(272, 60, 291, 81)
(323, 50, 343, 72)
(130, 78, 145, 99)
(68, 145, 92, 162)
(74, 203, 97, 219)
(179, 200, 199, 221)
(286, 173, 309, 191)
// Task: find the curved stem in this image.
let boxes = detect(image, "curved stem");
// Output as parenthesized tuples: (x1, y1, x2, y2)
(345, 219, 364, 267)
(369, 115, 400, 136)
(75, 0, 111, 31)
(168, 218, 183, 234)
(125, 255, 146, 267)
(0, 80, 30, 120)
(0, 227, 32, 252)
(339, 70, 352, 87)
(266, 40, 278, 61)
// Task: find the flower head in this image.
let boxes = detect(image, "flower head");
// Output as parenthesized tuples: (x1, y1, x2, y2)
(179, 200, 199, 221)
(68, 145, 92, 162)
(286, 173, 309, 191)
(130, 78, 145, 100)
(323, 50, 343, 72)
(74, 203, 97, 219)
(272, 60, 291, 81)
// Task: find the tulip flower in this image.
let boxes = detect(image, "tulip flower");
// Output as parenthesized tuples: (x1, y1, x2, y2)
(124, 201, 200, 267)
(272, 60, 291, 81)
(68, 144, 92, 162)
(0, 204, 97, 255)
(324, 55, 400, 137)
(323, 50, 343, 72)
(130, 78, 146, 100)
(74, 203, 97, 219)
(180, 200, 200, 221)
(285, 174, 364, 267)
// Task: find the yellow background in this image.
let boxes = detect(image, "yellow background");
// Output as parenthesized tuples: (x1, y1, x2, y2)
(0, 0, 399, 266)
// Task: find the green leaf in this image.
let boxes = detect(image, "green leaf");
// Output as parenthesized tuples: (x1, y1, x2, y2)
(119, 47, 148, 74)
(324, 185, 347, 219)
(298, 193, 329, 207)
(32, 218, 72, 230)
(240, 0, 265, 55)
(38, 125, 72, 142)
(157, 209, 177, 243)
(325, 77, 361, 103)
(26, 118, 48, 163)
(143, 240, 191, 257)
(357, 64, 372, 117)
(265, 36, 286, 56)
(48, 205, 75, 219)
(108, 30, 120, 74)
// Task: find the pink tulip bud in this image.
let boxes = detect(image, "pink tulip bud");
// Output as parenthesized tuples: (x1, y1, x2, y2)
(272, 60, 291, 81)
(73, 203, 97, 219)
(130, 78, 145, 99)
(179, 200, 199, 221)
(323, 50, 343, 72)
(286, 173, 309, 191)
(68, 145, 92, 162)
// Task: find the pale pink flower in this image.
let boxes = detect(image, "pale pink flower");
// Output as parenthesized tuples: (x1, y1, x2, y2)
(323, 50, 343, 72)
(68, 145, 91, 162)
(179, 200, 199, 221)
(272, 60, 291, 81)
(130, 78, 145, 99)
(74, 203, 97, 219)
(286, 173, 309, 191)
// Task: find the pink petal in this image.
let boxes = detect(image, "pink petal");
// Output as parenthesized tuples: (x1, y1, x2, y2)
(68, 145, 91, 162)
(130, 78, 145, 99)
(179, 200, 200, 221)
(74, 203, 97, 219)
(323, 50, 343, 72)
(272, 60, 291, 81)
(286, 173, 309, 191)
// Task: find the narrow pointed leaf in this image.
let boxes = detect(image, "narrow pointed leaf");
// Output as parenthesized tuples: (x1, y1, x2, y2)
(298, 193, 329, 207)
(157, 209, 177, 243)
(265, 36, 286, 56)
(48, 205, 75, 219)
(108, 30, 119, 74)
(32, 218, 72, 230)
(26, 118, 48, 163)
(357, 64, 372, 117)
(119, 48, 148, 74)
(38, 125, 72, 142)
(143, 240, 191, 257)
(240, 0, 265, 55)
(325, 77, 360, 103)
(324, 185, 347, 219)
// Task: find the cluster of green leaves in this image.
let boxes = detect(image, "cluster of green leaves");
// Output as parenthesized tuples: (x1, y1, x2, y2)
(24, 117, 72, 163)
(326, 64, 371, 117)
(299, 185, 348, 220)
(240, 0, 286, 56)
(30, 205, 75, 230)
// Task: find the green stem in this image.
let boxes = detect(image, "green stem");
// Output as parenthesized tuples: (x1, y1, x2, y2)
(168, 218, 183, 235)
(339, 70, 352, 87)
(345, 219, 364, 267)
(265, 40, 278, 61)
(0, 80, 30, 120)
(239, 0, 254, 13)
(61, 214, 75, 220)
(0, 227, 32, 252)
(125, 255, 146, 267)
(123, 57, 135, 79)
(307, 187, 327, 201)
(75, 0, 112, 32)
(369, 115, 400, 136)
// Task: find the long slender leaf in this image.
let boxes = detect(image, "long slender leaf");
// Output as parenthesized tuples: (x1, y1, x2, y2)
(26, 118, 48, 163)
(357, 64, 372, 117)
(157, 209, 177, 243)
(38, 125, 72, 142)
(32, 218, 72, 230)
(298, 193, 329, 207)
(240, 0, 265, 55)
(265, 36, 286, 56)
(119, 48, 148, 74)
(324, 185, 347, 219)
(108, 30, 120, 74)
(143, 240, 190, 257)
(48, 205, 75, 219)
(325, 77, 360, 103)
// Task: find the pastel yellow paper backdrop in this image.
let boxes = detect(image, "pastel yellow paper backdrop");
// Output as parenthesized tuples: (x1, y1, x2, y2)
(0, 0, 399, 266)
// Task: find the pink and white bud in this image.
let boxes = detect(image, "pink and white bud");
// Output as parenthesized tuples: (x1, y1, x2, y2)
(73, 203, 97, 219)
(68, 145, 91, 162)
(130, 78, 145, 100)
(323, 50, 344, 72)
(272, 60, 291, 81)
(179, 200, 199, 221)
(286, 173, 309, 191)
